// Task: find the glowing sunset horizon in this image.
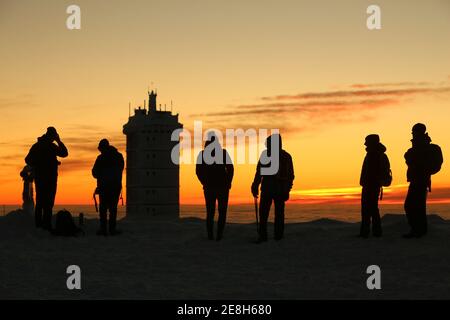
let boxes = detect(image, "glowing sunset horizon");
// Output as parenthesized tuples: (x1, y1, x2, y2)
(1, 0, 449, 207)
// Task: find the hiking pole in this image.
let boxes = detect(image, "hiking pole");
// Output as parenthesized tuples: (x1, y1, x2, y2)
(254, 196, 259, 235)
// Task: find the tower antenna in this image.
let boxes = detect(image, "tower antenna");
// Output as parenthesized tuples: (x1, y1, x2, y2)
(170, 100, 173, 113)
(129, 102, 131, 117)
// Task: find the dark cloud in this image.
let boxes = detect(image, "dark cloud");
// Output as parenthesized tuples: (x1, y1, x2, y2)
(191, 99, 397, 118)
(261, 86, 450, 101)
(187, 81, 450, 135)
(350, 82, 431, 89)
(189, 99, 396, 133)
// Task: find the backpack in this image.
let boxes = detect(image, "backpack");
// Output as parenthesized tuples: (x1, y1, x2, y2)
(427, 144, 443, 175)
(379, 155, 392, 187)
(53, 210, 82, 237)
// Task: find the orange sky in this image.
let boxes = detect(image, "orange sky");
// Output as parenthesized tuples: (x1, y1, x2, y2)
(1, 0, 449, 206)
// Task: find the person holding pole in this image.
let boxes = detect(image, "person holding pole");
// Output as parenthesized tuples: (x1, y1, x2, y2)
(251, 134, 294, 243)
(92, 139, 124, 236)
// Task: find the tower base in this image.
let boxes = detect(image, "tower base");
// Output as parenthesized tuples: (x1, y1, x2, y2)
(126, 204, 179, 217)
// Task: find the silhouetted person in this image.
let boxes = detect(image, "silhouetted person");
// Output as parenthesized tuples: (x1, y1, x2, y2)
(196, 133, 234, 241)
(251, 134, 294, 242)
(25, 127, 68, 230)
(92, 139, 124, 236)
(403, 123, 443, 238)
(20, 165, 35, 215)
(359, 134, 391, 238)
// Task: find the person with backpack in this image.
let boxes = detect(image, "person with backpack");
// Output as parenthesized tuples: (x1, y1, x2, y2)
(196, 132, 234, 241)
(359, 134, 391, 238)
(25, 127, 68, 231)
(92, 139, 124, 236)
(251, 134, 294, 243)
(403, 123, 443, 238)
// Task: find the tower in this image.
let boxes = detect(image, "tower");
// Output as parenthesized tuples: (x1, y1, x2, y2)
(123, 90, 183, 217)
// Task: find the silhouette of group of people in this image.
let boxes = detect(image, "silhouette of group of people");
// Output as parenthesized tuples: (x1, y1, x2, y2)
(197, 124, 442, 242)
(24, 127, 124, 236)
(23, 123, 442, 240)
(196, 132, 295, 243)
(358, 123, 443, 239)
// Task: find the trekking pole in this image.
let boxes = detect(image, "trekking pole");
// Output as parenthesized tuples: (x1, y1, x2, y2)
(254, 196, 259, 235)
(93, 190, 98, 213)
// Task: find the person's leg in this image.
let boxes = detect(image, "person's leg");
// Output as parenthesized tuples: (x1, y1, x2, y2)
(404, 183, 428, 237)
(258, 193, 272, 241)
(216, 189, 229, 241)
(404, 184, 415, 234)
(360, 187, 371, 237)
(273, 198, 285, 240)
(370, 187, 382, 237)
(415, 184, 428, 236)
(98, 193, 108, 235)
(204, 189, 216, 240)
(34, 180, 43, 228)
(42, 179, 57, 231)
(109, 189, 121, 234)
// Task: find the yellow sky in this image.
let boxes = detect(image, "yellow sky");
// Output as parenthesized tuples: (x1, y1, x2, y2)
(0, 0, 449, 205)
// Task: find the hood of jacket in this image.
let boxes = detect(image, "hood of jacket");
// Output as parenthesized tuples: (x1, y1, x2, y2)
(366, 142, 386, 154)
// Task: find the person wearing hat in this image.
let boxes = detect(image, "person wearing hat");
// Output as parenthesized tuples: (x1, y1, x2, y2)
(359, 134, 390, 238)
(403, 123, 442, 238)
(92, 139, 124, 236)
(25, 127, 68, 230)
(196, 132, 234, 241)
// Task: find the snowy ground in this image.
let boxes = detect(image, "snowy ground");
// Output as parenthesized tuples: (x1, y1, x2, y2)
(1, 209, 450, 299)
